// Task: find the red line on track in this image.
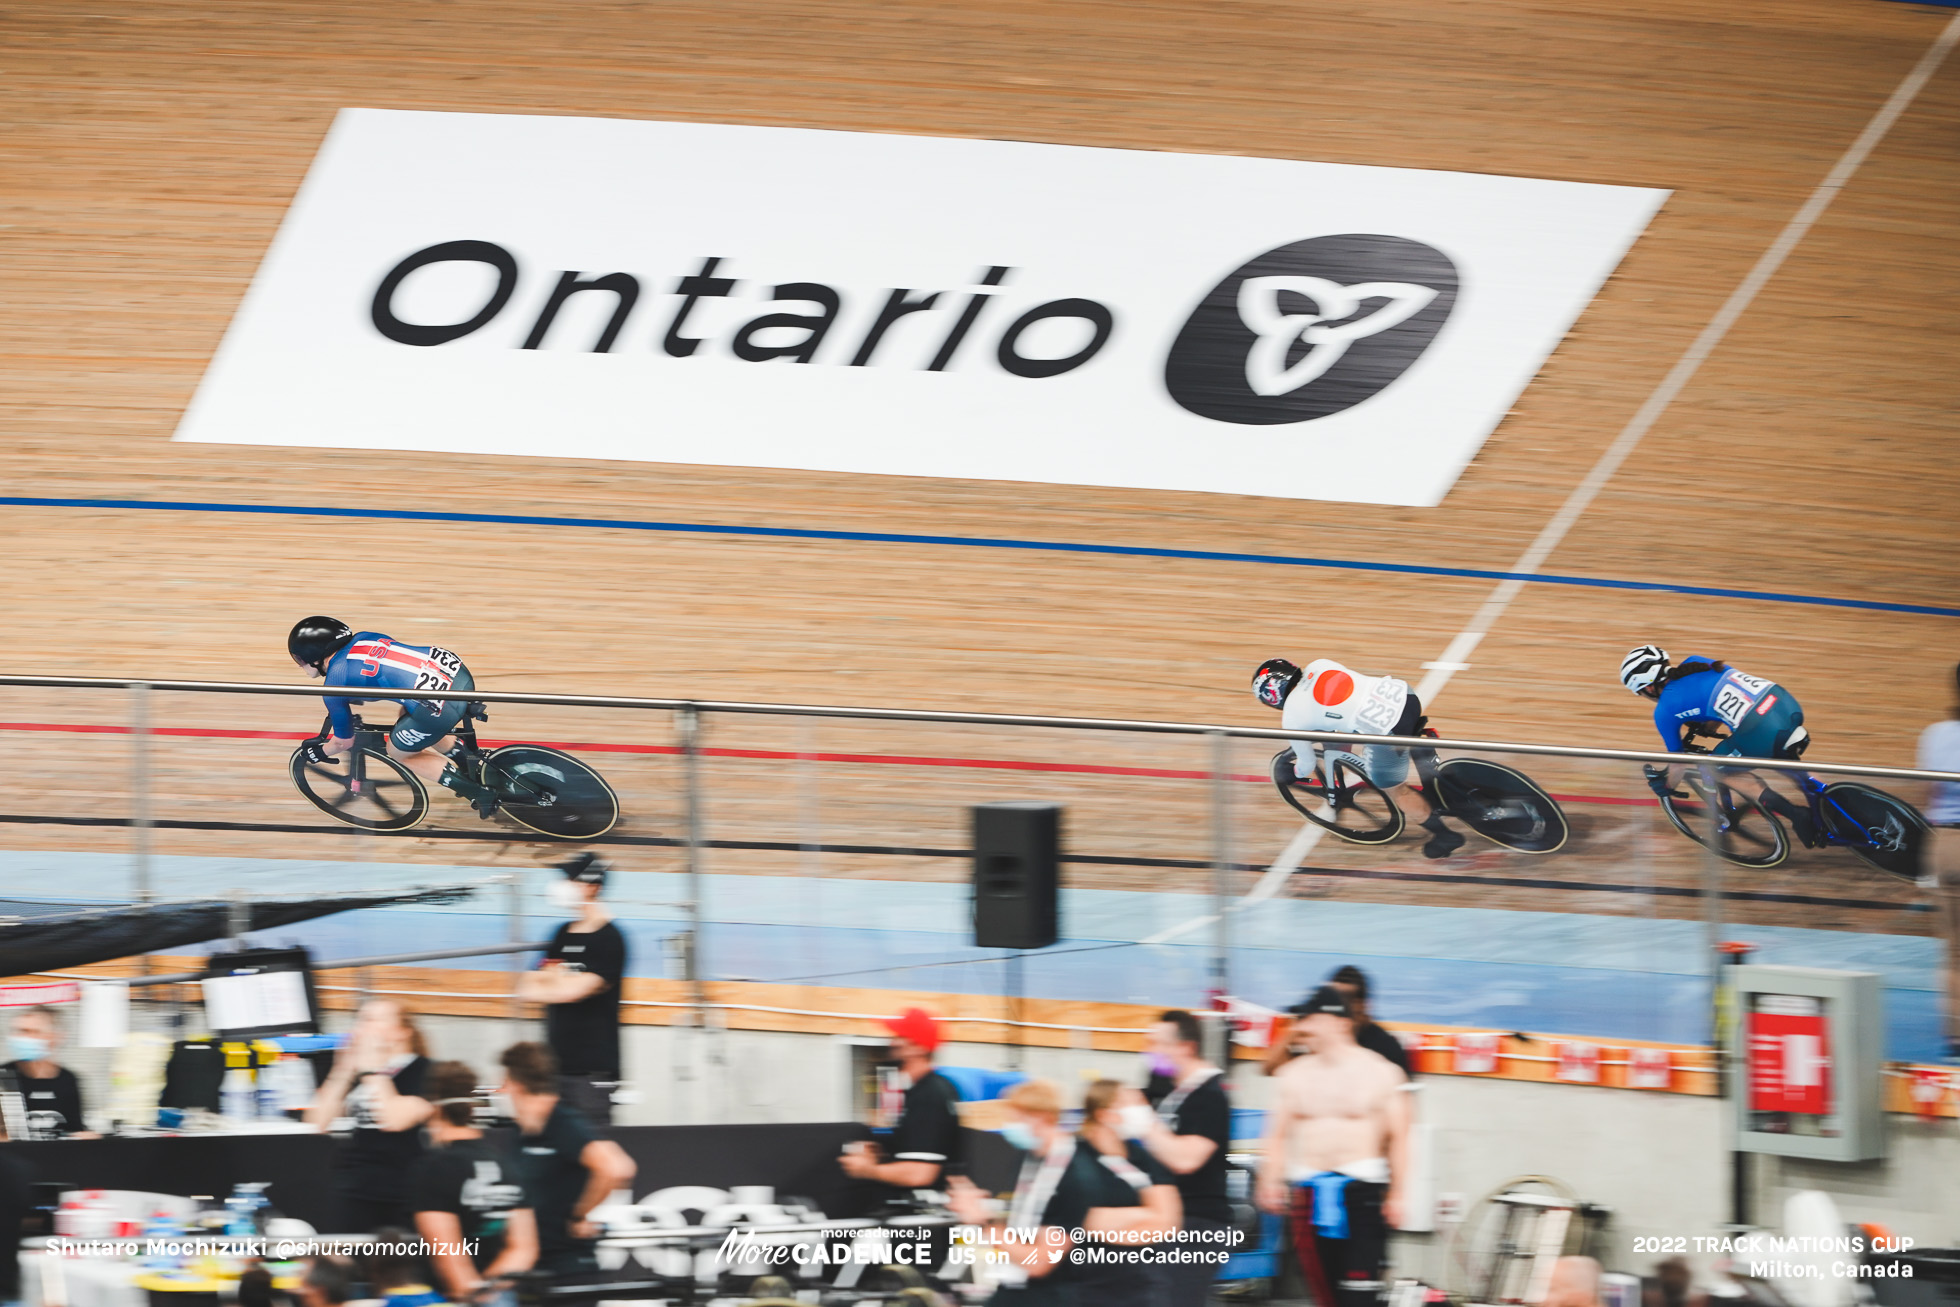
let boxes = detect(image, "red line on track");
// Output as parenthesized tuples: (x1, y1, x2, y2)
(0, 721, 1654, 807)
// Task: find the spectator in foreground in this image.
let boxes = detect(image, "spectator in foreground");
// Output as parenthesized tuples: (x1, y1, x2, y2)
(498, 1042, 636, 1276)
(519, 852, 628, 1127)
(946, 1079, 1106, 1305)
(295, 1256, 356, 1307)
(408, 1060, 538, 1300)
(1264, 966, 1412, 1078)
(1544, 1256, 1605, 1307)
(305, 998, 436, 1232)
(1076, 1078, 1181, 1307)
(3, 1005, 94, 1138)
(1132, 1010, 1233, 1307)
(839, 1006, 963, 1195)
(1919, 663, 1960, 1058)
(361, 1230, 444, 1307)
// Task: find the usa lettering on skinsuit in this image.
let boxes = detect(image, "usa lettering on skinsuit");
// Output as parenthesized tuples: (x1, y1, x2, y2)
(177, 110, 1666, 507)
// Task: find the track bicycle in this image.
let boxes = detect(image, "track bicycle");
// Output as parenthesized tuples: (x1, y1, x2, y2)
(288, 704, 618, 839)
(1270, 738, 1569, 854)
(1653, 726, 1927, 878)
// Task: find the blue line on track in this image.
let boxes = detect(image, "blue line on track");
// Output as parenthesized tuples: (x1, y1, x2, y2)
(6, 495, 1956, 619)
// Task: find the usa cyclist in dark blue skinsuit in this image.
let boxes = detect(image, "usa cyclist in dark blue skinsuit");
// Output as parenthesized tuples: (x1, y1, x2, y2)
(288, 617, 498, 817)
(1619, 645, 1818, 845)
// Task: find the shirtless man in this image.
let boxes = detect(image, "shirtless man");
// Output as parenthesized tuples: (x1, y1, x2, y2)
(1256, 986, 1410, 1307)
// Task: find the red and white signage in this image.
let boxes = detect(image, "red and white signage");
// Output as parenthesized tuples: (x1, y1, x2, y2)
(1454, 1032, 1500, 1074)
(1555, 1041, 1601, 1084)
(1749, 1005, 1832, 1115)
(1627, 1046, 1673, 1090)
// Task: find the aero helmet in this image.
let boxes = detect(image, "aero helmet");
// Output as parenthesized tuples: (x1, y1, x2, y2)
(1253, 657, 1304, 710)
(1619, 645, 1669, 696)
(289, 617, 354, 670)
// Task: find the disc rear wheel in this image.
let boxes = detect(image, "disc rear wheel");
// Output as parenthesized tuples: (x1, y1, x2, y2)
(1819, 782, 1929, 882)
(485, 744, 620, 839)
(1433, 758, 1569, 854)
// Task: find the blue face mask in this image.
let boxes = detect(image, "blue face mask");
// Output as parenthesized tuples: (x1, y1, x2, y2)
(9, 1036, 50, 1063)
(999, 1121, 1040, 1152)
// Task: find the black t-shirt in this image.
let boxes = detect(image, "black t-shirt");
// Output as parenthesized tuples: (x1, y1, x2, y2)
(2, 1063, 83, 1138)
(886, 1070, 963, 1180)
(992, 1144, 1109, 1305)
(543, 921, 627, 1077)
(335, 1056, 431, 1202)
(512, 1101, 599, 1263)
(1358, 1022, 1414, 1077)
(1074, 1141, 1172, 1303)
(1155, 1072, 1231, 1225)
(407, 1135, 530, 1272)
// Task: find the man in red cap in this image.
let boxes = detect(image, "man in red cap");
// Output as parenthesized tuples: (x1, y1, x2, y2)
(839, 1007, 964, 1194)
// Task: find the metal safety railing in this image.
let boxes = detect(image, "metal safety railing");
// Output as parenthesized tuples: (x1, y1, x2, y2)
(4, 671, 1954, 1122)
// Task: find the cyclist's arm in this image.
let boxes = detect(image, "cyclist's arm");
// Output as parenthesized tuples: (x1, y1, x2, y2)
(1652, 699, 1686, 753)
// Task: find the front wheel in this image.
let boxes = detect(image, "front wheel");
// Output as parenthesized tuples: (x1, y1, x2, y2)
(1818, 782, 1929, 882)
(1271, 749, 1405, 846)
(485, 744, 620, 840)
(1432, 758, 1569, 854)
(289, 742, 429, 832)
(1659, 772, 1788, 869)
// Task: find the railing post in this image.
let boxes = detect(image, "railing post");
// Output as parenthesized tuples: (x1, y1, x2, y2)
(678, 703, 710, 1122)
(130, 681, 153, 904)
(1209, 730, 1232, 1005)
(506, 872, 524, 1044)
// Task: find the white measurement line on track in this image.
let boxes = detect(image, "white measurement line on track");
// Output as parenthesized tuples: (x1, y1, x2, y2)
(1412, 7, 1960, 709)
(1155, 9, 1960, 957)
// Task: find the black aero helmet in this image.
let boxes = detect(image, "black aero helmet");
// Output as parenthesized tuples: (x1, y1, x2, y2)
(1253, 657, 1304, 710)
(288, 616, 353, 669)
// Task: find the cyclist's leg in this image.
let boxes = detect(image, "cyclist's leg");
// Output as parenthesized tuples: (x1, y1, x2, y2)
(1714, 695, 1817, 846)
(1372, 695, 1462, 857)
(389, 671, 492, 805)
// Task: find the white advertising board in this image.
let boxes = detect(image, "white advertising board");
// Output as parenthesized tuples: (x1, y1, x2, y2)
(175, 110, 1667, 506)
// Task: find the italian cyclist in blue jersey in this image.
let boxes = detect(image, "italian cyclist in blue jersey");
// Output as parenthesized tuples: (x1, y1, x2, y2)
(287, 617, 498, 817)
(1619, 645, 1818, 845)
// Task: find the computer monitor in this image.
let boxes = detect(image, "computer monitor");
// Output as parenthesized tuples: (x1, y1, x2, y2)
(200, 946, 320, 1039)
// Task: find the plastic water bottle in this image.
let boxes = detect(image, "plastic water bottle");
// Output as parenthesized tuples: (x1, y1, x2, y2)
(220, 1065, 256, 1122)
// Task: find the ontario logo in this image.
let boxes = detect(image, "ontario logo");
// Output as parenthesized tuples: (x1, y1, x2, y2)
(1163, 234, 1459, 424)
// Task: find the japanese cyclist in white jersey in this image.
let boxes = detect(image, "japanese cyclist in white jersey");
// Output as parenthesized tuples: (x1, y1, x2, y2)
(1252, 657, 1466, 859)
(1618, 644, 1819, 846)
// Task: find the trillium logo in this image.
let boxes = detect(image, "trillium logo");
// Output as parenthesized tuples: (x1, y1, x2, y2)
(1163, 234, 1458, 424)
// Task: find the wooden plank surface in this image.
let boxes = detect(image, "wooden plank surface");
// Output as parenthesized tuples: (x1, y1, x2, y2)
(1, 0, 1955, 940)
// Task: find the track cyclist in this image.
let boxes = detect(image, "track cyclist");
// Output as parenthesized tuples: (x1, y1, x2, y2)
(1618, 645, 1819, 846)
(1253, 657, 1467, 859)
(287, 617, 500, 818)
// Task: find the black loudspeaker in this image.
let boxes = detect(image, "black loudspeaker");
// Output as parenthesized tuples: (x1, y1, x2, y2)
(972, 802, 1061, 950)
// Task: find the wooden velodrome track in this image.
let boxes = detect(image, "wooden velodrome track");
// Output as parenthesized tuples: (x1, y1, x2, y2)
(2, 0, 1957, 947)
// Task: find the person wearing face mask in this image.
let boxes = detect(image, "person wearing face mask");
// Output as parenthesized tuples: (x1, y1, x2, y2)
(518, 852, 628, 1128)
(2, 1006, 93, 1139)
(839, 1007, 963, 1198)
(1075, 1079, 1181, 1307)
(947, 1079, 1109, 1306)
(407, 1060, 538, 1303)
(1132, 1009, 1233, 1307)
(304, 998, 436, 1231)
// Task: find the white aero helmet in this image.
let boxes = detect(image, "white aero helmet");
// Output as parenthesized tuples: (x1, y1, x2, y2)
(1619, 645, 1670, 695)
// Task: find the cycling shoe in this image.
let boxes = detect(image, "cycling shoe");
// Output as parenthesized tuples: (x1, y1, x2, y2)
(1422, 826, 1466, 860)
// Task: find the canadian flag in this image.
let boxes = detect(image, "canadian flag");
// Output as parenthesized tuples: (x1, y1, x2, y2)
(1220, 997, 1287, 1049)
